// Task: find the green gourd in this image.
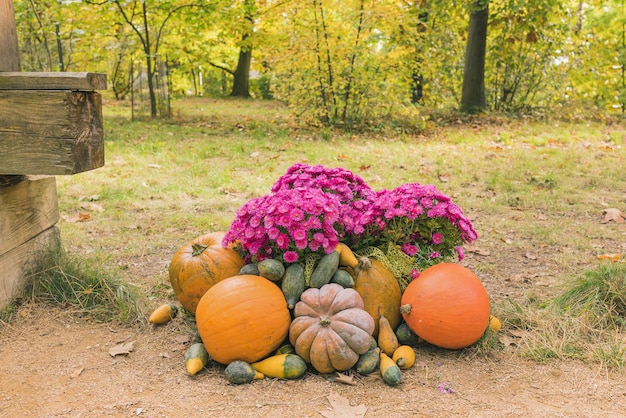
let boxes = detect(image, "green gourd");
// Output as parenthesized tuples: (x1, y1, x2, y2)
(330, 268, 355, 288)
(257, 259, 285, 282)
(224, 360, 264, 384)
(309, 252, 340, 288)
(281, 263, 306, 309)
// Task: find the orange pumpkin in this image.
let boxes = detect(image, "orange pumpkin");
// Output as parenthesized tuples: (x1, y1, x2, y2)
(353, 257, 402, 337)
(196, 275, 291, 364)
(400, 263, 490, 350)
(169, 232, 244, 314)
(289, 283, 375, 374)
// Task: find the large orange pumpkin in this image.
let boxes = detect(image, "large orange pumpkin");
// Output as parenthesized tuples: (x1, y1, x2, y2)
(169, 232, 244, 314)
(289, 283, 374, 373)
(353, 257, 402, 337)
(400, 263, 490, 350)
(195, 275, 291, 364)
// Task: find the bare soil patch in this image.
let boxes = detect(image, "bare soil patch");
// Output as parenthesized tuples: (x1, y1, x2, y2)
(2, 252, 625, 417)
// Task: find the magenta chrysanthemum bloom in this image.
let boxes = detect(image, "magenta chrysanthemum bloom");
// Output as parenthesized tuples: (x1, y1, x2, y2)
(283, 251, 299, 263)
(345, 181, 477, 276)
(401, 243, 419, 256)
(410, 269, 420, 279)
(223, 186, 343, 263)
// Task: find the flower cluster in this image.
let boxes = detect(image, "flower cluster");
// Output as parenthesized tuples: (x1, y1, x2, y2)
(223, 187, 343, 263)
(271, 163, 375, 236)
(347, 182, 478, 276)
(223, 163, 478, 275)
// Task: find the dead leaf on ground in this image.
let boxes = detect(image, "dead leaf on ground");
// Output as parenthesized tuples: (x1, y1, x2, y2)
(601, 208, 625, 224)
(70, 366, 84, 379)
(174, 335, 192, 344)
(109, 341, 135, 357)
(79, 202, 105, 212)
(597, 254, 622, 262)
(320, 392, 367, 418)
(466, 245, 491, 256)
(61, 212, 91, 223)
(333, 372, 356, 385)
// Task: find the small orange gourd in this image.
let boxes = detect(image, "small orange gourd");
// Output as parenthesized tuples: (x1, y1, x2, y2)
(353, 257, 402, 337)
(169, 231, 244, 314)
(400, 263, 490, 350)
(195, 275, 291, 364)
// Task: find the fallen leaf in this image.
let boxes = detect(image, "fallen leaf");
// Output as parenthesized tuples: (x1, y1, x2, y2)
(601, 208, 625, 224)
(498, 335, 517, 347)
(174, 335, 192, 344)
(62, 212, 91, 223)
(597, 254, 622, 262)
(109, 341, 135, 357)
(320, 392, 367, 418)
(508, 330, 527, 338)
(466, 245, 491, 256)
(333, 372, 356, 385)
(70, 366, 84, 379)
(79, 202, 104, 212)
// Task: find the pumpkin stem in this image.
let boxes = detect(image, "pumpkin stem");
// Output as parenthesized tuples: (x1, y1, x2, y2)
(399, 304, 412, 315)
(357, 257, 371, 270)
(191, 243, 209, 257)
(319, 316, 331, 327)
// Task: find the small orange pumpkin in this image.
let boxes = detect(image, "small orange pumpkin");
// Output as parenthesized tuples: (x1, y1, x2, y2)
(289, 283, 375, 374)
(353, 257, 402, 337)
(196, 275, 291, 364)
(400, 263, 490, 350)
(169, 231, 244, 314)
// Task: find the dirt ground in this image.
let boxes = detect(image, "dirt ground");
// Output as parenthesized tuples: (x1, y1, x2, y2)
(1, 304, 625, 418)
(2, 243, 626, 418)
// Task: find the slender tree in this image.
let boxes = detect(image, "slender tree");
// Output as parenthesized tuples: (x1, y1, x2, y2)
(85, 0, 207, 117)
(460, 0, 489, 113)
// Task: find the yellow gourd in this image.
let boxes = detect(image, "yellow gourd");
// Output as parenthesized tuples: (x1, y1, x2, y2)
(148, 303, 178, 325)
(379, 352, 402, 386)
(392, 345, 415, 369)
(335, 243, 359, 268)
(489, 315, 502, 332)
(377, 314, 400, 356)
(251, 354, 307, 379)
(185, 343, 209, 376)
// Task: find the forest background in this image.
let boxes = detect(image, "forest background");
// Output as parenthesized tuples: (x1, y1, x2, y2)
(12, 0, 626, 125)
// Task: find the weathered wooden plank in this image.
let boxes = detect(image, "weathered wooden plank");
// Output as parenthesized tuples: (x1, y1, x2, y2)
(0, 72, 107, 91)
(0, 90, 104, 175)
(0, 0, 20, 72)
(0, 226, 60, 309)
(0, 176, 59, 257)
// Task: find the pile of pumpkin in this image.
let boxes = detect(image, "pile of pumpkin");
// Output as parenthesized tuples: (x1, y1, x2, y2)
(149, 231, 496, 386)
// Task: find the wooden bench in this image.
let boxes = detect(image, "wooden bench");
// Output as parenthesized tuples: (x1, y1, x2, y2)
(0, 1, 106, 309)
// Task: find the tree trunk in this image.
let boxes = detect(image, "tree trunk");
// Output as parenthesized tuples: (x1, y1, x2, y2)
(460, 0, 489, 113)
(230, 46, 251, 97)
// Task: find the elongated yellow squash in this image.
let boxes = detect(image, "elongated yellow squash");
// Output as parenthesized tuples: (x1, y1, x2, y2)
(185, 343, 209, 375)
(251, 354, 307, 379)
(335, 243, 359, 268)
(378, 315, 400, 356)
(148, 303, 178, 325)
(380, 352, 402, 386)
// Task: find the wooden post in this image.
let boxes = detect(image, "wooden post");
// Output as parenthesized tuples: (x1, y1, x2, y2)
(0, 0, 20, 72)
(0, 0, 106, 309)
